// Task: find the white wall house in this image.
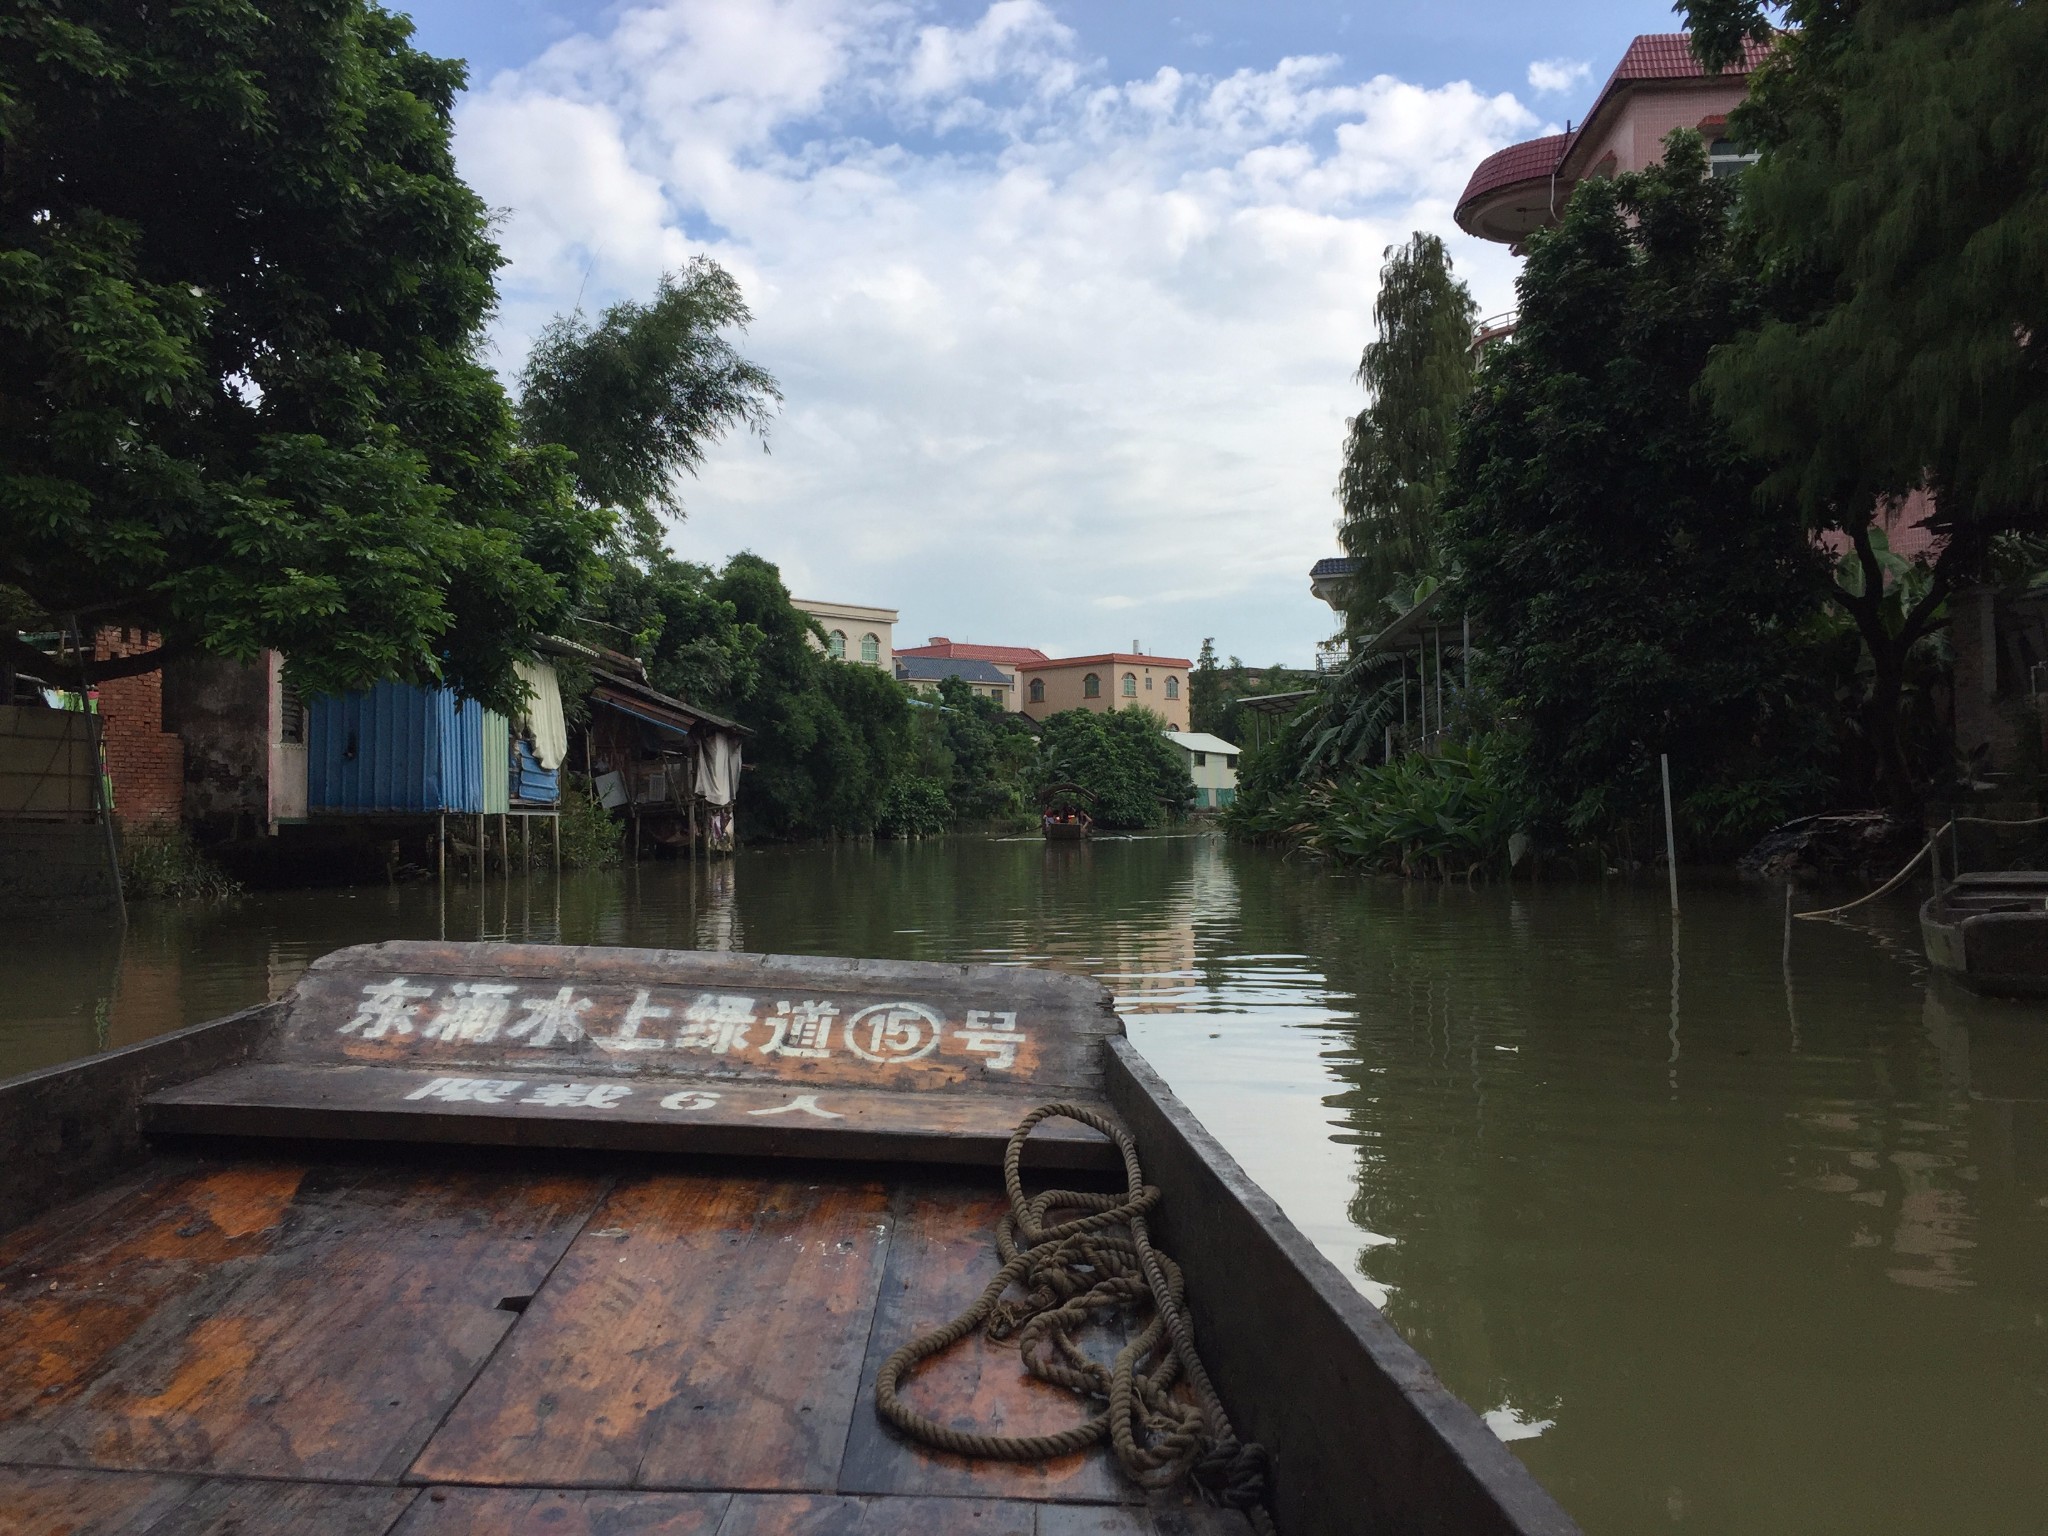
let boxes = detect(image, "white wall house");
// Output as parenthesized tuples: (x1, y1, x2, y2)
(792, 599, 897, 673)
(1166, 731, 1240, 810)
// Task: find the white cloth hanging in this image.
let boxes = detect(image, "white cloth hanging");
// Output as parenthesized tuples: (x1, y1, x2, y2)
(514, 660, 569, 771)
(694, 733, 742, 807)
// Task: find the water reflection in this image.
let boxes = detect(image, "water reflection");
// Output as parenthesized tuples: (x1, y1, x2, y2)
(1, 835, 2043, 1534)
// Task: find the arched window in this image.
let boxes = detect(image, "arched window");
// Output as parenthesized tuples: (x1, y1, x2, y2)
(1121, 673, 1137, 697)
(860, 633, 880, 663)
(1029, 678, 1045, 704)
(1082, 673, 1100, 699)
(1165, 677, 1180, 700)
(827, 630, 846, 659)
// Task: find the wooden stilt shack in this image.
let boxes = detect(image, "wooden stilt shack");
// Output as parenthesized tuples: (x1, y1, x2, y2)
(556, 642, 749, 859)
(306, 678, 564, 877)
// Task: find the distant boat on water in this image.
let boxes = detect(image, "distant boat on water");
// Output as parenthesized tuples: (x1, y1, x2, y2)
(1041, 781, 1096, 841)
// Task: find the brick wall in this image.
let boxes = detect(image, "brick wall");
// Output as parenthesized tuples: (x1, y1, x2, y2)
(94, 628, 184, 828)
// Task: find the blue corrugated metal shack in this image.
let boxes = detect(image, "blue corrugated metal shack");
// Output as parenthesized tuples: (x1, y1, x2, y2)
(307, 681, 504, 813)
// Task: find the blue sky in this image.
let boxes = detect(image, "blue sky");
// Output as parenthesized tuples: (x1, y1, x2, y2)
(401, 0, 1689, 668)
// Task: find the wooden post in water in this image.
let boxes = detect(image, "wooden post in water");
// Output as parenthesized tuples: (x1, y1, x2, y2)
(552, 811, 560, 874)
(1434, 627, 1443, 740)
(1660, 753, 1680, 917)
(437, 812, 446, 885)
(67, 624, 126, 928)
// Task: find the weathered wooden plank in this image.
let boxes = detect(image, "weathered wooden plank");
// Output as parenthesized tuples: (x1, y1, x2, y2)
(0, 1158, 607, 1483)
(836, 1184, 1132, 1506)
(390, 1487, 731, 1534)
(0, 1003, 278, 1237)
(1035, 1502, 1257, 1535)
(0, 1465, 197, 1536)
(1104, 1038, 1582, 1536)
(413, 1173, 892, 1492)
(714, 1493, 1037, 1535)
(267, 942, 1119, 1099)
(143, 1478, 420, 1535)
(147, 1063, 1114, 1171)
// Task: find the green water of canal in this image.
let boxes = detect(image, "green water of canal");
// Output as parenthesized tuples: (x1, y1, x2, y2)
(3, 833, 2042, 1534)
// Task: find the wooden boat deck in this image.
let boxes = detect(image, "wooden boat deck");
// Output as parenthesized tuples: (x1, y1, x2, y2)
(1, 1149, 1245, 1533)
(1, 941, 1584, 1535)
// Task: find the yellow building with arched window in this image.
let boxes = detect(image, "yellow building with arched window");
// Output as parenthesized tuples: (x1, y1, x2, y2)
(1016, 652, 1189, 732)
(791, 599, 897, 675)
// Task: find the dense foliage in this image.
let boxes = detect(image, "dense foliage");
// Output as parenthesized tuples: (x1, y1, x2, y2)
(1678, 0, 2048, 802)
(1034, 708, 1193, 830)
(1443, 136, 1832, 851)
(1187, 639, 1316, 743)
(1229, 735, 1525, 878)
(518, 262, 781, 558)
(685, 555, 913, 840)
(1335, 234, 1477, 625)
(0, 0, 607, 712)
(914, 677, 1037, 828)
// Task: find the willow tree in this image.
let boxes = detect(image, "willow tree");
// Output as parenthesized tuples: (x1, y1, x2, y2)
(1335, 233, 1478, 630)
(0, 0, 606, 711)
(1680, 0, 2048, 799)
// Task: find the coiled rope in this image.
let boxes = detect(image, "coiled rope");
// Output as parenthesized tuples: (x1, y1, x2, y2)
(874, 1102, 1275, 1534)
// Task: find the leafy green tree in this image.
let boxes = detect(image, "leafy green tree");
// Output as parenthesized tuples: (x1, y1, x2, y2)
(1678, 0, 2048, 801)
(1187, 638, 1315, 743)
(1035, 708, 1193, 830)
(0, 0, 605, 710)
(1189, 639, 1224, 735)
(517, 261, 781, 558)
(926, 676, 1036, 825)
(1336, 233, 1478, 626)
(1444, 136, 1832, 850)
(591, 551, 759, 707)
(701, 553, 913, 839)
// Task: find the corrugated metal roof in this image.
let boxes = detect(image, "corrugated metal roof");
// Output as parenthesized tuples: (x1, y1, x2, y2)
(894, 656, 1013, 685)
(896, 640, 1050, 665)
(1166, 731, 1241, 756)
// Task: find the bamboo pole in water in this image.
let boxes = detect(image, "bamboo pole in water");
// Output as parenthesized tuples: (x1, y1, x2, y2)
(1660, 753, 1680, 917)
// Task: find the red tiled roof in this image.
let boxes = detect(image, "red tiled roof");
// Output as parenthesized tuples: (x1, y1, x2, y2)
(895, 641, 1050, 665)
(1456, 33, 1775, 220)
(1604, 31, 1773, 88)
(1025, 653, 1193, 672)
(1457, 132, 1572, 213)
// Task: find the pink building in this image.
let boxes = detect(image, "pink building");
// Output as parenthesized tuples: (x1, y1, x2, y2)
(1455, 34, 1771, 249)
(1454, 32, 1946, 567)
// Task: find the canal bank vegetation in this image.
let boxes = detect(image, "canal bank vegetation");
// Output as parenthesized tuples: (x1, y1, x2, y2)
(1240, 4, 2048, 875)
(118, 823, 241, 903)
(1036, 709, 1195, 830)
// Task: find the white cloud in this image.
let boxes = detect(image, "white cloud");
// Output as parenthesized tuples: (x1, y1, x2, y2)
(1526, 58, 1591, 96)
(459, 0, 1538, 664)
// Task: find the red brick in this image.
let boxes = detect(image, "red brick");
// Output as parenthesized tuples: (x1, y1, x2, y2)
(93, 628, 184, 829)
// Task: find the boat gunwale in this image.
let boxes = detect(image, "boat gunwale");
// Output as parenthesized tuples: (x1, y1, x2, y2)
(0, 1000, 280, 1235)
(1106, 1036, 1583, 1536)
